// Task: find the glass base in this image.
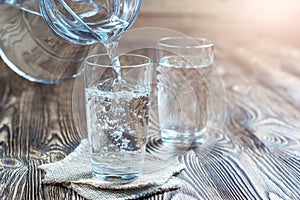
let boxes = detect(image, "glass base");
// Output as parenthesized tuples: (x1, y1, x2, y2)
(91, 162, 142, 183)
(92, 171, 139, 183)
(161, 128, 207, 147)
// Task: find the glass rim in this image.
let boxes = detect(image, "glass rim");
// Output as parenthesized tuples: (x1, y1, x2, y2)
(84, 53, 153, 68)
(157, 37, 214, 49)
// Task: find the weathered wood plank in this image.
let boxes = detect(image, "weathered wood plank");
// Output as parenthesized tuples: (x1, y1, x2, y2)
(0, 58, 84, 199)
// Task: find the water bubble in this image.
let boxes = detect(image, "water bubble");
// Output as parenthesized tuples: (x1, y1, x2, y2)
(108, 119, 118, 126)
(96, 124, 102, 132)
(120, 139, 130, 150)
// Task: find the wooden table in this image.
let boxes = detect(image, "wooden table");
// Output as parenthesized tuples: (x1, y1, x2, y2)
(1, 3, 300, 200)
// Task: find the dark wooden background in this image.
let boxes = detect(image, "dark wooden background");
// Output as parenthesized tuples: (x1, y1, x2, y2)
(1, 0, 300, 199)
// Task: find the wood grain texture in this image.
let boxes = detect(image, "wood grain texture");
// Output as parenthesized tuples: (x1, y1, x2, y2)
(1, 2, 300, 200)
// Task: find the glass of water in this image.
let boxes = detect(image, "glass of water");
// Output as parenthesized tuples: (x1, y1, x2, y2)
(156, 37, 214, 147)
(84, 54, 152, 182)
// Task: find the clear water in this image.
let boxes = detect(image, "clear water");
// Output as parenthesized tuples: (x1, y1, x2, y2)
(85, 82, 150, 181)
(157, 55, 213, 146)
(104, 42, 122, 85)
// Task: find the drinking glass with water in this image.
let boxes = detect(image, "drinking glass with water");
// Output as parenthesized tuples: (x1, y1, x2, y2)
(84, 54, 152, 182)
(156, 37, 215, 147)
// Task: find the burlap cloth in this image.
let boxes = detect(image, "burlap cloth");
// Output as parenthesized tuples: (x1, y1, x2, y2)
(38, 139, 185, 200)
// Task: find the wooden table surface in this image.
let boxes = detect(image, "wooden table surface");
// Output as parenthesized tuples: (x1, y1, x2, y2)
(1, 2, 300, 199)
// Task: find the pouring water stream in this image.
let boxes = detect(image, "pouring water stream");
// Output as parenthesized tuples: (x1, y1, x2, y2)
(51, 0, 124, 85)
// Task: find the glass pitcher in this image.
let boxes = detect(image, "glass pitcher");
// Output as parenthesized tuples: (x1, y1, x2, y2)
(0, 0, 142, 84)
